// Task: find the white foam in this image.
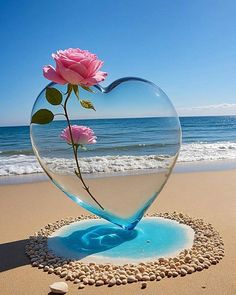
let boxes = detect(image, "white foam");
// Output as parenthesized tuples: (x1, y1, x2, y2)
(0, 155, 42, 176)
(45, 155, 170, 175)
(179, 141, 236, 162)
(0, 141, 236, 176)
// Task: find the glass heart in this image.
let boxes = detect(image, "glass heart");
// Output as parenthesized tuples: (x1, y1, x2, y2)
(30, 77, 181, 230)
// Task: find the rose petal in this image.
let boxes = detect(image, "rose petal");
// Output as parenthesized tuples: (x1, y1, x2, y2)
(88, 60, 103, 75)
(43, 65, 67, 84)
(56, 60, 84, 85)
(83, 71, 107, 86)
(94, 71, 108, 81)
(69, 62, 88, 79)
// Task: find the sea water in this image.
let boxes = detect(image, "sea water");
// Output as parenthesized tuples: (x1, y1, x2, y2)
(47, 217, 194, 264)
(0, 116, 236, 179)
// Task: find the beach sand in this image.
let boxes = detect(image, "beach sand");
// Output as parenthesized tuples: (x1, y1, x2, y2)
(0, 169, 235, 295)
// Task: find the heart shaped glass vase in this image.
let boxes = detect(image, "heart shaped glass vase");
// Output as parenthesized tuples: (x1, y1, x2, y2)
(30, 77, 181, 230)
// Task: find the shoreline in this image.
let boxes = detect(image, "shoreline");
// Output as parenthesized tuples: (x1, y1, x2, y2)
(1, 158, 236, 185)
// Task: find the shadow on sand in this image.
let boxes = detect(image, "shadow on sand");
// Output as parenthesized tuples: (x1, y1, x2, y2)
(0, 239, 30, 272)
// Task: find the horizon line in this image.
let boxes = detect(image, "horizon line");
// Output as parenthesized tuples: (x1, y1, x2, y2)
(1, 114, 236, 128)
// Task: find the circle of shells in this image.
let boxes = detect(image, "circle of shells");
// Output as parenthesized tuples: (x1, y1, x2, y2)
(25, 212, 224, 289)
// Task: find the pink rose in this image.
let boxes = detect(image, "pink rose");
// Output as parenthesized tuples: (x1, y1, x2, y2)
(60, 125, 97, 145)
(43, 48, 107, 86)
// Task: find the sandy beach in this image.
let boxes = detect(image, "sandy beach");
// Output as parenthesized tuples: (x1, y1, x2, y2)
(0, 169, 236, 295)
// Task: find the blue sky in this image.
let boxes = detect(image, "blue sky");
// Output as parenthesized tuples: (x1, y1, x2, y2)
(0, 0, 236, 126)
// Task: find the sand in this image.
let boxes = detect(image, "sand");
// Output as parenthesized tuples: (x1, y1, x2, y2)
(0, 169, 236, 295)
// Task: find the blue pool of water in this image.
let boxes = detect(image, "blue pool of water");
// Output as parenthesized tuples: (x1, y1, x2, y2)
(48, 217, 194, 264)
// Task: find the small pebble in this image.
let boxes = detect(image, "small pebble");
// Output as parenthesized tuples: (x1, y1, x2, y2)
(172, 271, 178, 277)
(108, 278, 116, 286)
(187, 268, 193, 274)
(142, 275, 150, 281)
(96, 280, 104, 286)
(150, 274, 156, 281)
(181, 269, 187, 276)
(136, 273, 142, 280)
(49, 282, 68, 294)
(127, 275, 136, 283)
(184, 254, 191, 263)
(88, 278, 95, 285)
(198, 256, 204, 263)
(159, 272, 165, 278)
(141, 282, 147, 289)
(78, 283, 85, 289)
(48, 268, 54, 274)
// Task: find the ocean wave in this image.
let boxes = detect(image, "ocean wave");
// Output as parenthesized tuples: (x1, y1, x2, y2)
(0, 149, 34, 156)
(45, 155, 170, 175)
(178, 141, 236, 162)
(0, 155, 42, 176)
(0, 141, 236, 176)
(0, 155, 170, 176)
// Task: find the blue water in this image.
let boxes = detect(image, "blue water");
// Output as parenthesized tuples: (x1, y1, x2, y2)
(47, 217, 194, 263)
(0, 116, 236, 177)
(181, 115, 236, 143)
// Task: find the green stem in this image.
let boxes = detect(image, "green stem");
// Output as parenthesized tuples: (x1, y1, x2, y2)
(63, 85, 104, 210)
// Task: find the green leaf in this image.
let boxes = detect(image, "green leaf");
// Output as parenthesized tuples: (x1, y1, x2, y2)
(46, 87, 62, 105)
(65, 83, 73, 95)
(80, 85, 95, 93)
(80, 100, 96, 111)
(31, 109, 54, 124)
(72, 85, 79, 98)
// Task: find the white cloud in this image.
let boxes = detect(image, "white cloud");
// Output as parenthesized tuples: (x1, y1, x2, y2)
(177, 103, 236, 116)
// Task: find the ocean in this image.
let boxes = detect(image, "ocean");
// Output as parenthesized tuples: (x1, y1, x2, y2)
(0, 116, 236, 179)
